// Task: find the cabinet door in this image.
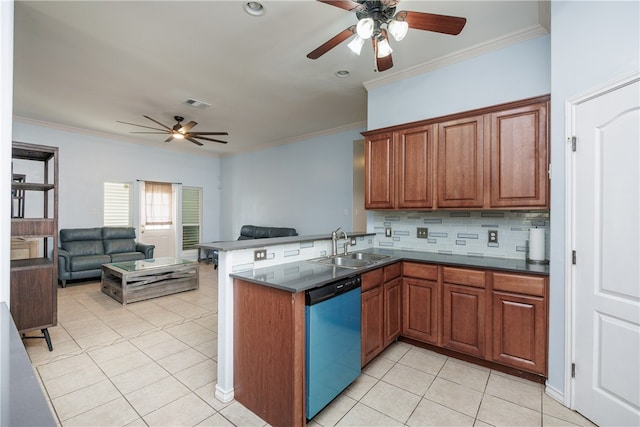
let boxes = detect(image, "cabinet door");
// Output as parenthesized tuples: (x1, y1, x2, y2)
(442, 283, 486, 357)
(491, 272, 548, 375)
(10, 267, 56, 331)
(365, 132, 394, 209)
(383, 277, 402, 346)
(361, 286, 384, 366)
(437, 116, 485, 208)
(490, 102, 549, 207)
(395, 125, 435, 208)
(402, 277, 438, 344)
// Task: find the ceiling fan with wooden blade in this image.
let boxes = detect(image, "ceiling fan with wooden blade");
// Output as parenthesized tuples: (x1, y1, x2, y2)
(307, 0, 467, 72)
(117, 115, 229, 145)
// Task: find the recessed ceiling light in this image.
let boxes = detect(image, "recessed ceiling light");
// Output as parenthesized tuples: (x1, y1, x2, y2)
(244, 2, 265, 16)
(335, 69, 350, 78)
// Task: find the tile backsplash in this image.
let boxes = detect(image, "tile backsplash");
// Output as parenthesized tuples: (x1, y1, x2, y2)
(371, 210, 550, 260)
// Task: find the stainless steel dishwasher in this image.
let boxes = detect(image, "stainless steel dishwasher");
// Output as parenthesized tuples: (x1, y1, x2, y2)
(305, 275, 362, 420)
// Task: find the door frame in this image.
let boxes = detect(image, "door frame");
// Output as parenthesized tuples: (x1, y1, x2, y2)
(564, 71, 640, 409)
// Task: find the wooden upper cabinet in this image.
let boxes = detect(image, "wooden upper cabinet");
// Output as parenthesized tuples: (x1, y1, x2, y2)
(362, 95, 550, 210)
(395, 125, 435, 208)
(365, 132, 395, 209)
(437, 116, 485, 208)
(490, 102, 549, 208)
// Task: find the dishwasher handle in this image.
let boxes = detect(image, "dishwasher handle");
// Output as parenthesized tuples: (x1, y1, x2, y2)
(305, 275, 361, 306)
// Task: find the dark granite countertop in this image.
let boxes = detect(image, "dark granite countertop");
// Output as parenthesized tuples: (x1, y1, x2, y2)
(0, 303, 57, 426)
(229, 248, 549, 293)
(196, 232, 375, 252)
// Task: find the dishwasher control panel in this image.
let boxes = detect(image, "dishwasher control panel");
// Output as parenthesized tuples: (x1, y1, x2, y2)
(305, 275, 361, 306)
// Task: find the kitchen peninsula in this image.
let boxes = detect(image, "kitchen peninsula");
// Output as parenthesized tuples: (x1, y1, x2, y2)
(211, 232, 549, 427)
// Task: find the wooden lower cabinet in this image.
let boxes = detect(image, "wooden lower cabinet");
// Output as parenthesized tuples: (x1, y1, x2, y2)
(361, 263, 402, 366)
(383, 277, 402, 346)
(441, 267, 487, 358)
(361, 285, 384, 366)
(491, 272, 548, 375)
(233, 279, 306, 427)
(402, 262, 439, 344)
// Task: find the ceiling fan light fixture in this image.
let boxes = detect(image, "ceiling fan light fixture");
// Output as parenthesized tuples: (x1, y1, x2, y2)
(347, 35, 366, 55)
(173, 132, 185, 139)
(356, 18, 374, 39)
(376, 37, 393, 58)
(388, 19, 409, 41)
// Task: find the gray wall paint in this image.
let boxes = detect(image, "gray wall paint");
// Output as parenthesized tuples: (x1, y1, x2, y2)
(549, 0, 639, 394)
(12, 122, 222, 244)
(219, 128, 364, 240)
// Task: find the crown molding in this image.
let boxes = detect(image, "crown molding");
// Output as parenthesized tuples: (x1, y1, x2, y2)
(12, 116, 221, 158)
(363, 24, 549, 92)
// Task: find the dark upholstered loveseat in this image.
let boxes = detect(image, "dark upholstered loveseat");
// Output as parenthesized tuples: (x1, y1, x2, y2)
(58, 227, 155, 287)
(237, 225, 298, 240)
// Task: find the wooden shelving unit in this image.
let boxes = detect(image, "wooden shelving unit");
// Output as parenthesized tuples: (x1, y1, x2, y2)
(10, 141, 58, 351)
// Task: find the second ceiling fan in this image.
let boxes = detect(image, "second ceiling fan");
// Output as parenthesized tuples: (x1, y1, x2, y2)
(307, 0, 467, 72)
(118, 115, 229, 146)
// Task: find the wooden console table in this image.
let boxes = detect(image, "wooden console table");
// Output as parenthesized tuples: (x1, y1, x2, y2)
(101, 257, 199, 305)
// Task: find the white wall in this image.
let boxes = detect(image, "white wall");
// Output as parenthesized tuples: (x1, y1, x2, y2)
(1, 1, 14, 305)
(219, 128, 364, 240)
(12, 122, 223, 244)
(549, 0, 640, 397)
(367, 35, 551, 129)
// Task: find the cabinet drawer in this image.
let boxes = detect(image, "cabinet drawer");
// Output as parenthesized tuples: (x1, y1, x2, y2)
(361, 268, 384, 292)
(493, 272, 546, 297)
(442, 267, 485, 288)
(402, 262, 438, 280)
(383, 262, 402, 282)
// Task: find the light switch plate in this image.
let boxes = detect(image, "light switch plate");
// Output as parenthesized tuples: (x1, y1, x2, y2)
(385, 227, 392, 237)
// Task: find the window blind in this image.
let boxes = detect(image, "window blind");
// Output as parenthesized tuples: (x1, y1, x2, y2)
(182, 187, 201, 250)
(104, 182, 131, 226)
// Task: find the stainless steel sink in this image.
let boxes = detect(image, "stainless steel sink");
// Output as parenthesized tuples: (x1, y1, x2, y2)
(311, 252, 391, 269)
(313, 256, 369, 269)
(346, 253, 390, 262)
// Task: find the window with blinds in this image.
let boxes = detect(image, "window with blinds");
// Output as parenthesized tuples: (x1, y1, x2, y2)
(182, 187, 201, 250)
(104, 182, 131, 226)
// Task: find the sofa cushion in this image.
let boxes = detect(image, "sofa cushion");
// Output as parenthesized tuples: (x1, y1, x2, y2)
(110, 252, 146, 263)
(269, 227, 298, 238)
(60, 227, 102, 242)
(104, 239, 136, 255)
(62, 240, 105, 256)
(102, 227, 136, 240)
(238, 225, 298, 240)
(70, 254, 111, 271)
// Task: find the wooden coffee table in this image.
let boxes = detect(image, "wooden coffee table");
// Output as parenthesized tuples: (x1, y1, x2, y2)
(101, 257, 199, 305)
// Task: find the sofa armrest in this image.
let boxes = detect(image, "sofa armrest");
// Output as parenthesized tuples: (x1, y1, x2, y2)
(58, 249, 71, 269)
(136, 243, 155, 258)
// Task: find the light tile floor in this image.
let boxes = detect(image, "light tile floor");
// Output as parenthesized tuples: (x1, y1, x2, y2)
(24, 264, 596, 427)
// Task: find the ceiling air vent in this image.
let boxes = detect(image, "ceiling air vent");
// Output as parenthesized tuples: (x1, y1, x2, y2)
(184, 98, 211, 109)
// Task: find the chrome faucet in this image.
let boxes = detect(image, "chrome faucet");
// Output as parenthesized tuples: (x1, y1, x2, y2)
(331, 227, 349, 256)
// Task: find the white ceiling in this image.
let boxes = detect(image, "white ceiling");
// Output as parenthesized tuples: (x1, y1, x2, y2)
(12, 1, 548, 157)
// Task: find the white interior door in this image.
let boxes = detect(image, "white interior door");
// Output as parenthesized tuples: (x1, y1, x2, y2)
(138, 181, 177, 258)
(571, 76, 640, 427)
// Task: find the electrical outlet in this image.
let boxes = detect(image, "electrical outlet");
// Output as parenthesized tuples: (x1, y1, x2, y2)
(254, 249, 267, 261)
(350, 237, 356, 245)
(488, 230, 498, 244)
(385, 227, 392, 238)
(417, 227, 429, 239)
